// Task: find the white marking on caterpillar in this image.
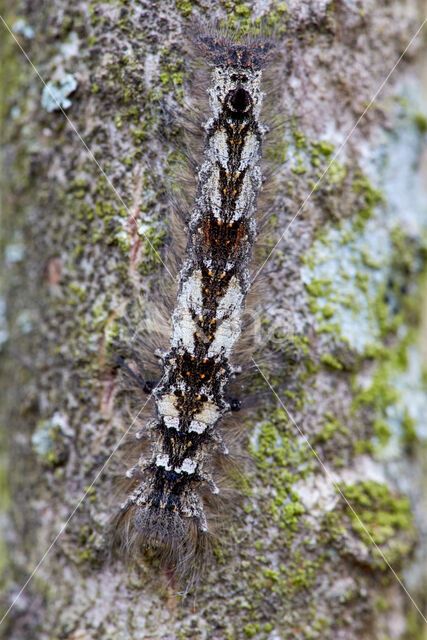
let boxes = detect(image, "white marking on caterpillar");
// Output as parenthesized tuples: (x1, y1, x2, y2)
(188, 420, 208, 434)
(188, 401, 222, 435)
(202, 165, 223, 219)
(155, 454, 172, 470)
(172, 271, 204, 354)
(164, 416, 180, 430)
(175, 458, 197, 474)
(211, 128, 229, 167)
(156, 393, 180, 418)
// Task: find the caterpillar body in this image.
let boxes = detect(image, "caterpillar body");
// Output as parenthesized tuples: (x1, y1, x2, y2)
(115, 31, 275, 580)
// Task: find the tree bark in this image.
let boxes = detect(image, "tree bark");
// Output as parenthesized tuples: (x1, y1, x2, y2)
(1, 1, 427, 639)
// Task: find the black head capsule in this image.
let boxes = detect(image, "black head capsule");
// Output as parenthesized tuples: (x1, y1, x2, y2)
(226, 86, 252, 118)
(229, 397, 241, 411)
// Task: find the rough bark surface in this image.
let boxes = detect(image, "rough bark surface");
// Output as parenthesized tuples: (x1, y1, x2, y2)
(1, 1, 427, 639)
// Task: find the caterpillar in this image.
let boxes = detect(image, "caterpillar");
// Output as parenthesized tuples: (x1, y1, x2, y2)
(114, 29, 275, 582)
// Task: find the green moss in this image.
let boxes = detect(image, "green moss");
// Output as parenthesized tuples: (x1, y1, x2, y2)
(171, 71, 184, 85)
(341, 481, 415, 549)
(312, 617, 328, 632)
(375, 596, 389, 612)
(317, 415, 347, 442)
(293, 130, 307, 149)
(159, 71, 170, 86)
(353, 439, 374, 455)
(321, 510, 346, 540)
(221, 1, 254, 33)
(401, 410, 417, 447)
(320, 304, 334, 319)
(243, 623, 260, 637)
(372, 418, 391, 447)
(291, 162, 307, 175)
(316, 321, 342, 336)
(352, 330, 416, 452)
(404, 602, 427, 640)
(308, 140, 348, 187)
(413, 112, 427, 134)
(175, 0, 194, 16)
(312, 141, 335, 157)
(279, 500, 305, 531)
(229, 3, 287, 34)
(310, 141, 334, 167)
(69, 281, 87, 302)
(304, 278, 332, 299)
(287, 553, 324, 591)
(320, 353, 343, 370)
(235, 3, 251, 17)
(352, 173, 383, 220)
(263, 568, 280, 582)
(326, 160, 347, 185)
(250, 408, 313, 542)
(83, 485, 97, 503)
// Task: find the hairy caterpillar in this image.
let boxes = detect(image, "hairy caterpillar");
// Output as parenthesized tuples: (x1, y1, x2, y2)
(114, 30, 275, 582)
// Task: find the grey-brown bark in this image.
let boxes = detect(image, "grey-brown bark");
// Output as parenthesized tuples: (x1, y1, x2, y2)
(1, 1, 427, 639)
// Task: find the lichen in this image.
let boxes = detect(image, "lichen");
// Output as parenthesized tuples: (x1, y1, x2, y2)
(220, 1, 289, 36)
(250, 409, 314, 535)
(353, 333, 427, 457)
(302, 162, 426, 363)
(301, 179, 393, 355)
(12, 18, 35, 39)
(341, 480, 416, 565)
(413, 112, 427, 134)
(41, 74, 78, 112)
(175, 0, 194, 17)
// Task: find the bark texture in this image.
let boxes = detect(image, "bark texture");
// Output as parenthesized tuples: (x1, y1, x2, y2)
(1, 1, 427, 639)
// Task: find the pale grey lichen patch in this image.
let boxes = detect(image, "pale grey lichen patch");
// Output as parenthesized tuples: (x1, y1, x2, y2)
(60, 32, 80, 60)
(32, 420, 57, 457)
(41, 74, 78, 112)
(10, 105, 21, 119)
(32, 413, 73, 459)
(293, 473, 339, 521)
(5, 240, 25, 264)
(392, 344, 427, 440)
(371, 83, 427, 235)
(0, 298, 8, 347)
(375, 343, 427, 460)
(301, 215, 392, 354)
(16, 309, 34, 334)
(302, 88, 427, 357)
(12, 18, 34, 39)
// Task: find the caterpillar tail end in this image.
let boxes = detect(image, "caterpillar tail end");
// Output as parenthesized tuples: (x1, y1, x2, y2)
(112, 501, 211, 587)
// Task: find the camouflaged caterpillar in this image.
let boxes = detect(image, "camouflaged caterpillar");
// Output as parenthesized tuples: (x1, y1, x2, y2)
(114, 30, 275, 582)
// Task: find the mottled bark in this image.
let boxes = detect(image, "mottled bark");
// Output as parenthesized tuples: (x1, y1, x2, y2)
(1, 1, 427, 639)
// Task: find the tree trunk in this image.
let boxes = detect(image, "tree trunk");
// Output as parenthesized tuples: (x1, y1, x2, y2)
(1, 1, 427, 638)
